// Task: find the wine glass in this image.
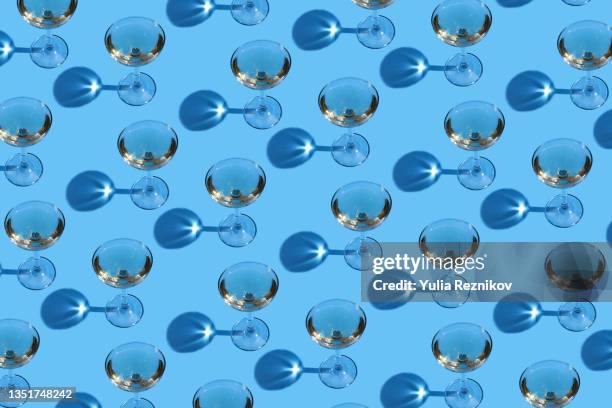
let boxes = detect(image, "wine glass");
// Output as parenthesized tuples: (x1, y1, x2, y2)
(4, 201, 65, 290)
(306, 299, 366, 389)
(230, 0, 269, 25)
(118, 120, 178, 210)
(352, 0, 395, 49)
(192, 380, 253, 407)
(432, 322, 492, 408)
(331, 181, 392, 270)
(104, 17, 166, 106)
(0, 319, 39, 408)
(419, 219, 479, 308)
(532, 138, 592, 228)
(444, 101, 505, 190)
(105, 342, 165, 408)
(218, 262, 278, 351)
(230, 40, 291, 129)
(431, 0, 492, 86)
(519, 360, 580, 407)
(92, 239, 153, 328)
(0, 97, 51, 187)
(557, 20, 612, 110)
(17, 0, 77, 68)
(205, 158, 266, 247)
(318, 78, 379, 167)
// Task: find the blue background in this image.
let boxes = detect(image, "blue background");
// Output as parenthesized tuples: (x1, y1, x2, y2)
(1, 0, 612, 406)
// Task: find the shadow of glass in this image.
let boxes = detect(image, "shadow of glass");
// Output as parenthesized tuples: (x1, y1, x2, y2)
(292, 10, 341, 51)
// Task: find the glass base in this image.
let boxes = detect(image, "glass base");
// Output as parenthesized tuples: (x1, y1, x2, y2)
(571, 76, 608, 110)
(319, 355, 357, 389)
(457, 156, 495, 190)
(18, 257, 55, 290)
(545, 194, 583, 228)
(105, 294, 144, 328)
(332, 133, 370, 167)
(0, 374, 29, 408)
(121, 398, 154, 408)
(231, 317, 269, 351)
(445, 53, 482, 87)
(231, 0, 269, 26)
(118, 72, 156, 106)
(558, 301, 596, 332)
(30, 34, 68, 69)
(219, 213, 257, 247)
(244, 95, 282, 130)
(344, 236, 382, 271)
(357, 14, 395, 49)
(433, 273, 470, 308)
(130, 176, 169, 210)
(562, 0, 591, 5)
(445, 378, 483, 408)
(4, 153, 43, 187)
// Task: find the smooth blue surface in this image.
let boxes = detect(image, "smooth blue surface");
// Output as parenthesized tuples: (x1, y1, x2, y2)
(1, 1, 612, 407)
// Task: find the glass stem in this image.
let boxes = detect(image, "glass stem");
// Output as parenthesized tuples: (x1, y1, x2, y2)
(472, 151, 481, 171)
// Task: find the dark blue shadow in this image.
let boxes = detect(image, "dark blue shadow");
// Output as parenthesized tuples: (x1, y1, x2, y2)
(493, 293, 541, 333)
(393, 151, 442, 192)
(594, 110, 612, 149)
(506, 71, 555, 112)
(280, 231, 329, 272)
(154, 208, 203, 249)
(293, 10, 341, 51)
(179, 90, 228, 131)
(380, 48, 429, 88)
(267, 128, 316, 169)
(167, 312, 216, 353)
(41, 289, 89, 330)
(368, 271, 415, 311)
(607, 222, 612, 243)
(582, 330, 612, 371)
(166, 0, 215, 27)
(66, 171, 115, 212)
(481, 189, 529, 229)
(496, 0, 533, 7)
(0, 31, 15, 67)
(56, 392, 102, 408)
(53, 67, 102, 108)
(380, 373, 430, 408)
(255, 349, 304, 390)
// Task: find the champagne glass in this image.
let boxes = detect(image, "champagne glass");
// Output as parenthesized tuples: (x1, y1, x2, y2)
(105, 342, 165, 408)
(230, 40, 291, 129)
(218, 262, 278, 351)
(92, 239, 153, 328)
(4, 201, 65, 290)
(205, 158, 266, 247)
(352, 0, 395, 49)
(532, 138, 592, 228)
(0, 319, 39, 408)
(118, 121, 178, 210)
(419, 218, 479, 308)
(192, 380, 253, 407)
(104, 17, 165, 106)
(17, 0, 77, 68)
(562, 0, 590, 4)
(432, 322, 492, 408)
(331, 181, 392, 270)
(306, 299, 366, 389)
(318, 78, 379, 167)
(431, 0, 492, 86)
(557, 20, 612, 110)
(0, 97, 51, 186)
(519, 361, 580, 408)
(444, 101, 505, 190)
